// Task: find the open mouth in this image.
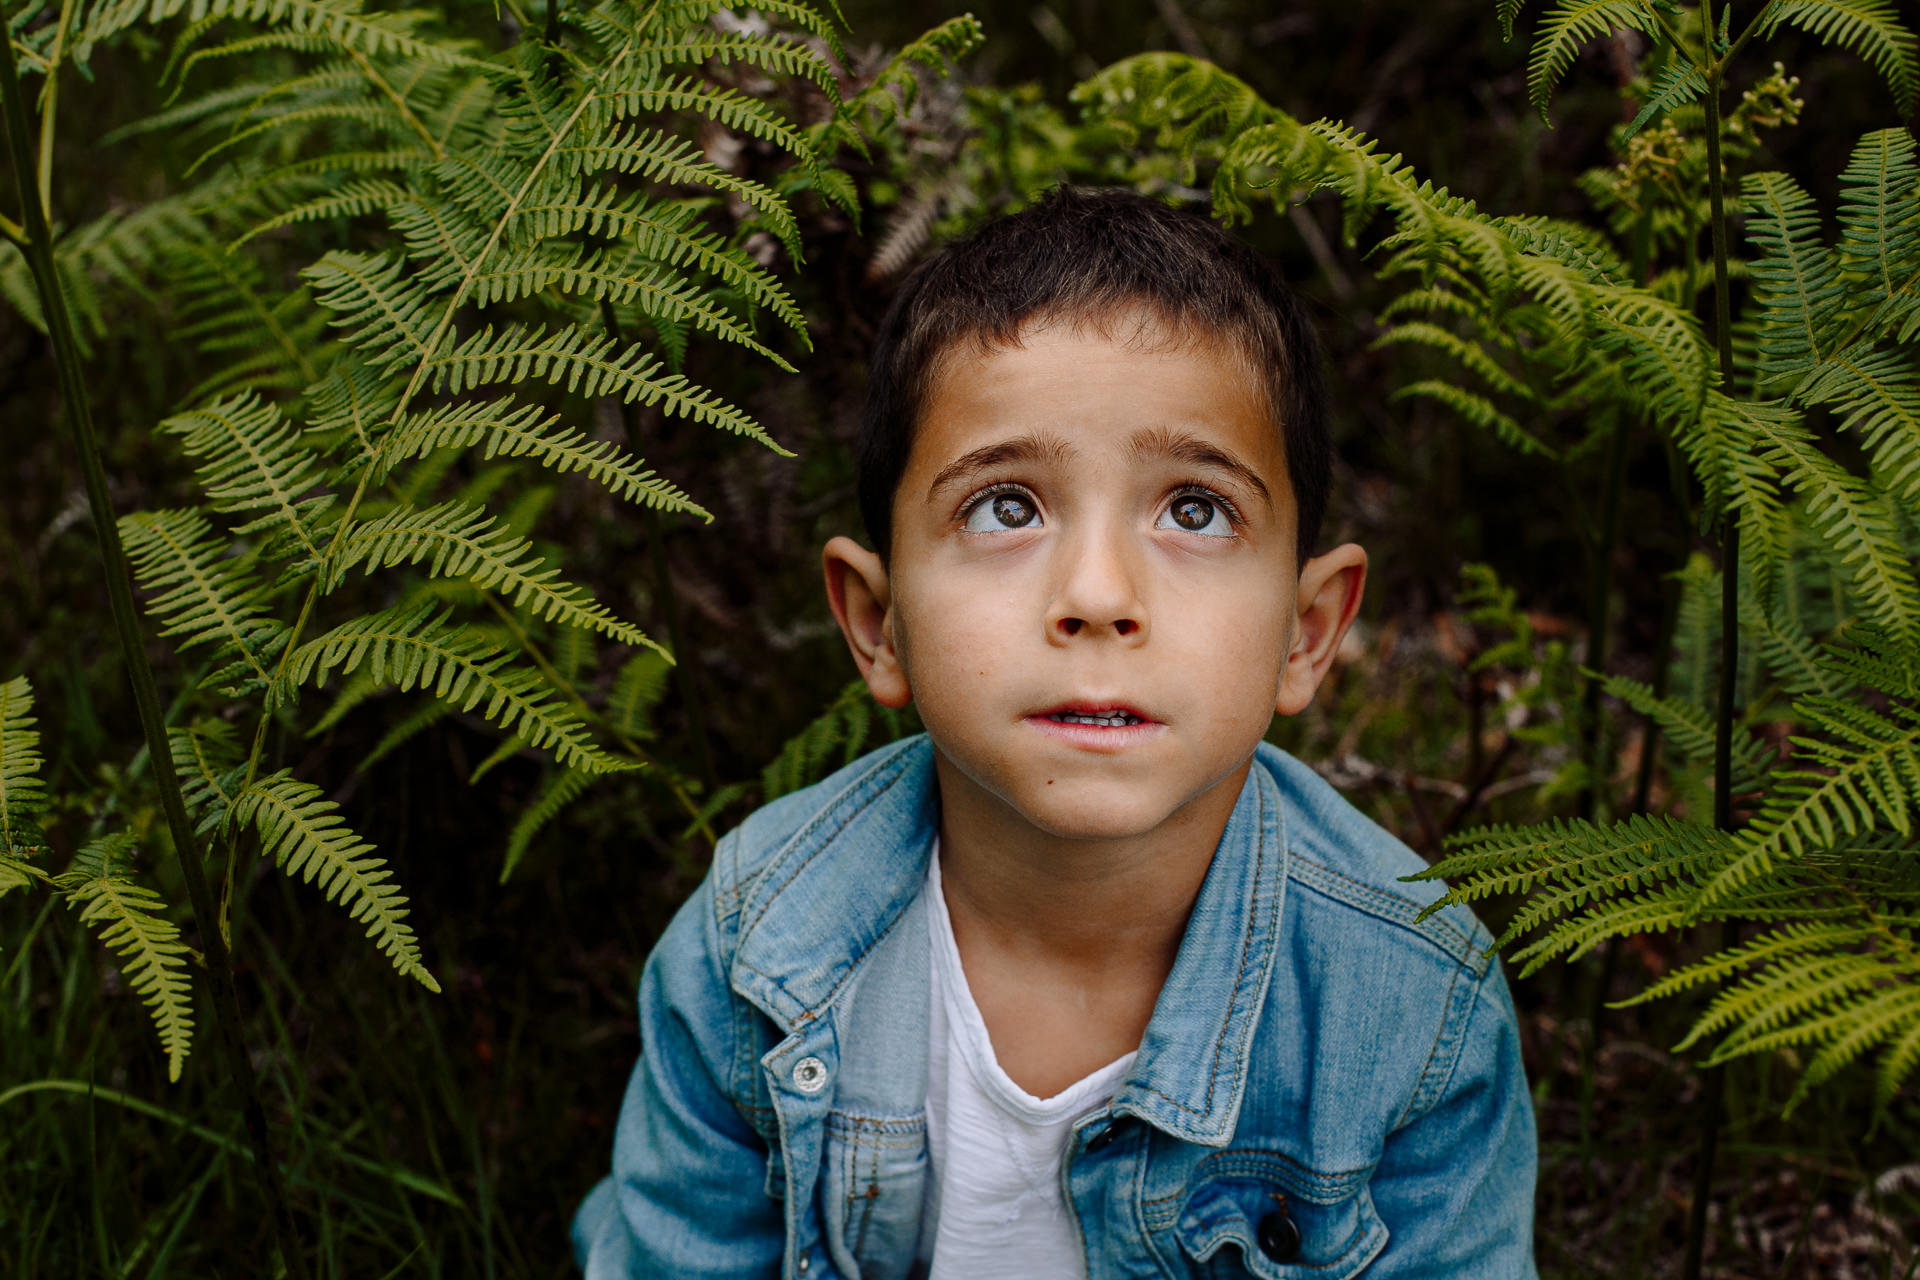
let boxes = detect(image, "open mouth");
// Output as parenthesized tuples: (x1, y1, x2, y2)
(1044, 709, 1146, 728)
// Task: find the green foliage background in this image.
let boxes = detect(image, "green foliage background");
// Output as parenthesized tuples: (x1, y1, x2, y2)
(2, 0, 1919, 1274)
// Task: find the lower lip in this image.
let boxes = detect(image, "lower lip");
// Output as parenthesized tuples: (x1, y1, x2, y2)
(1024, 715, 1165, 751)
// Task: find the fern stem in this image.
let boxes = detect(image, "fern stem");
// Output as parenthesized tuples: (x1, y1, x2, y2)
(1683, 27, 1745, 1279)
(0, 19, 312, 1280)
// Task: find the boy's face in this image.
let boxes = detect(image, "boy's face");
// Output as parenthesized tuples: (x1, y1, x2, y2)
(826, 314, 1365, 845)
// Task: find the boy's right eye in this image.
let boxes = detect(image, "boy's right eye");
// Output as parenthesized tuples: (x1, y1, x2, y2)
(962, 489, 1042, 532)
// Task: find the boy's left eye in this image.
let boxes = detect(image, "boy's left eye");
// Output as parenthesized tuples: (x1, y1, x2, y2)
(1157, 493, 1233, 537)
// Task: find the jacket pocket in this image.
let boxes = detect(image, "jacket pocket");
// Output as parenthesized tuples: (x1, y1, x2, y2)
(1172, 1150, 1387, 1279)
(818, 1110, 928, 1280)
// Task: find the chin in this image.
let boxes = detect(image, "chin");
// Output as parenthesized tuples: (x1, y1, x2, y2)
(1007, 786, 1179, 841)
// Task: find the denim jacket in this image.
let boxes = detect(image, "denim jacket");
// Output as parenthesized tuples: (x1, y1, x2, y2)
(573, 736, 1537, 1279)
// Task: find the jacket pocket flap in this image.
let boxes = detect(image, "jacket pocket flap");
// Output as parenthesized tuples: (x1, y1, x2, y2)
(1175, 1151, 1387, 1278)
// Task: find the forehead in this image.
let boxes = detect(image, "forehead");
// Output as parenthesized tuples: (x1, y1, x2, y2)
(908, 313, 1284, 483)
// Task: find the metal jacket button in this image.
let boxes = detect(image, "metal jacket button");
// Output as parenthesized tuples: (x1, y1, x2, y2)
(791, 1056, 828, 1094)
(1256, 1207, 1301, 1263)
(1084, 1122, 1118, 1152)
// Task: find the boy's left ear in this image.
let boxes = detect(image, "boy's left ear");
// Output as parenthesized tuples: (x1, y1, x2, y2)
(1276, 543, 1368, 717)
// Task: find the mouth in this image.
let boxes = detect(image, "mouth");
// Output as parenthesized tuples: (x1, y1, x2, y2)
(1034, 703, 1152, 728)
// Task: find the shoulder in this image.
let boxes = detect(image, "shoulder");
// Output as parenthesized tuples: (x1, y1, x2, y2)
(709, 734, 934, 929)
(1255, 742, 1493, 977)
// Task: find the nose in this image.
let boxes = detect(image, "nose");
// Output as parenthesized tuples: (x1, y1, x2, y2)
(1045, 524, 1147, 644)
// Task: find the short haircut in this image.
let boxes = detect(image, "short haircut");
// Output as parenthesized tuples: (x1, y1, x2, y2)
(857, 186, 1330, 564)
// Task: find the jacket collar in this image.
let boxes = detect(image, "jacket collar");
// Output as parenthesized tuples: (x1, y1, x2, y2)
(729, 735, 1289, 1148)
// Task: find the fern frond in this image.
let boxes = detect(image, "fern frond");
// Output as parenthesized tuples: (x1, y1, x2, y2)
(1836, 128, 1920, 317)
(357, 697, 453, 774)
(1390, 380, 1555, 457)
(196, 0, 487, 69)
(462, 243, 790, 367)
(55, 835, 195, 1080)
(1600, 673, 1771, 790)
(158, 395, 336, 565)
(1625, 62, 1708, 139)
(608, 650, 671, 738)
(235, 179, 412, 246)
(304, 250, 443, 372)
(0, 676, 48, 859)
(230, 773, 438, 989)
(1699, 673, 1920, 904)
(280, 603, 631, 773)
(1795, 342, 1920, 509)
(1759, 0, 1918, 115)
(500, 767, 594, 881)
(1738, 404, 1920, 646)
(552, 124, 798, 249)
(325, 500, 657, 650)
(1418, 813, 1733, 913)
(506, 191, 805, 335)
(1525, 0, 1658, 122)
(762, 681, 894, 802)
(832, 12, 983, 133)
(425, 323, 783, 449)
(163, 236, 332, 401)
(170, 721, 245, 830)
(120, 509, 288, 694)
(1746, 170, 1847, 390)
(373, 399, 705, 514)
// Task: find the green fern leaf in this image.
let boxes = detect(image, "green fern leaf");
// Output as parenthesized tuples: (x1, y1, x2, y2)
(373, 399, 706, 515)
(55, 834, 195, 1080)
(1699, 678, 1920, 904)
(1625, 61, 1708, 139)
(158, 394, 336, 566)
(357, 698, 453, 774)
(170, 721, 245, 832)
(1836, 128, 1920, 317)
(1390, 380, 1555, 456)
(609, 650, 672, 738)
(325, 500, 658, 650)
(279, 603, 631, 774)
(1525, 0, 1658, 122)
(1795, 343, 1920, 509)
(1760, 0, 1919, 115)
(0, 676, 49, 859)
(231, 773, 438, 989)
(424, 323, 784, 449)
(120, 509, 288, 694)
(500, 767, 594, 881)
(1746, 170, 1848, 391)
(304, 250, 443, 372)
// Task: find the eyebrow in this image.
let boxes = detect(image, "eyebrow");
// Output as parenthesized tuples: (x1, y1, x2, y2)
(924, 434, 1077, 501)
(1129, 427, 1274, 510)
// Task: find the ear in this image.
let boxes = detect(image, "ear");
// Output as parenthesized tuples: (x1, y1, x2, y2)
(1276, 543, 1367, 717)
(823, 536, 912, 709)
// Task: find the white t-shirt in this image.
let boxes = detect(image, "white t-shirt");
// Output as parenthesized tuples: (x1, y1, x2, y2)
(916, 844, 1137, 1277)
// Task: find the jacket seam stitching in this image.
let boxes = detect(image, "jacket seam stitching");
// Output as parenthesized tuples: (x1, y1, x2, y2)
(1285, 854, 1484, 966)
(1396, 957, 1485, 1129)
(1132, 777, 1271, 1126)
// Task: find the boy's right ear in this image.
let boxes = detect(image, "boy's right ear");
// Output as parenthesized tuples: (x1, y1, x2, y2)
(823, 536, 912, 709)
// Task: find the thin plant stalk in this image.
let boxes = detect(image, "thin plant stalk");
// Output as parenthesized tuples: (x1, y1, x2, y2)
(0, 21, 310, 1279)
(1577, 200, 1660, 1196)
(1683, 9, 1745, 1274)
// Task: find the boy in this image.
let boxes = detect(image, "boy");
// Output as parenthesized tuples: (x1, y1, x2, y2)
(573, 188, 1537, 1278)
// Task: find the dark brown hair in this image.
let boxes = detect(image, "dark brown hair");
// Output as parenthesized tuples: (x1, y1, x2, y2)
(857, 186, 1330, 563)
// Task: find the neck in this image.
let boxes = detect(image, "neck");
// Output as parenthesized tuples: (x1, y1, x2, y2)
(931, 750, 1251, 978)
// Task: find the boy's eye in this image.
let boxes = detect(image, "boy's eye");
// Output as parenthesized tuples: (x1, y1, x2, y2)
(1158, 494, 1233, 537)
(963, 491, 1041, 532)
